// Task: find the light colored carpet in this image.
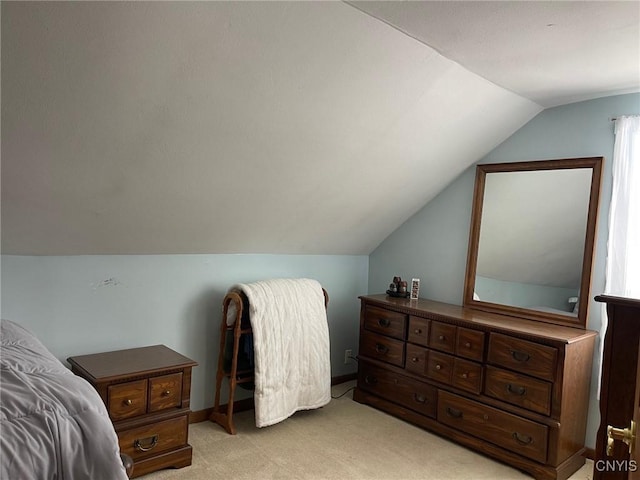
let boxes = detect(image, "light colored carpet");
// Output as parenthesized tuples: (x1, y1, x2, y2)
(141, 382, 593, 480)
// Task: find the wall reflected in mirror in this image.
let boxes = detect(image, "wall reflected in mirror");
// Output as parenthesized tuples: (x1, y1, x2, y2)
(474, 168, 592, 316)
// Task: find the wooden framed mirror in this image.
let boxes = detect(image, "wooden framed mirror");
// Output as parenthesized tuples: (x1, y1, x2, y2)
(463, 157, 603, 328)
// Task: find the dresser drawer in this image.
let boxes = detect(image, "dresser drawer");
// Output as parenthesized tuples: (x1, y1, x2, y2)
(484, 366, 552, 416)
(405, 343, 428, 376)
(149, 373, 183, 412)
(438, 391, 548, 463)
(429, 322, 456, 354)
(118, 413, 189, 461)
(488, 333, 557, 381)
(426, 350, 453, 384)
(360, 331, 405, 367)
(363, 305, 406, 340)
(358, 363, 437, 418)
(452, 358, 483, 394)
(109, 379, 148, 421)
(456, 327, 485, 362)
(408, 316, 430, 346)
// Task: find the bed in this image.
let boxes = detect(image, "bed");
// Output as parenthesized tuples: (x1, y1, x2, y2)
(0, 319, 131, 479)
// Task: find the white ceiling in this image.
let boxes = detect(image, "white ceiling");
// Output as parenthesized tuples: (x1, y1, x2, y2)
(1, 1, 638, 255)
(351, 1, 640, 107)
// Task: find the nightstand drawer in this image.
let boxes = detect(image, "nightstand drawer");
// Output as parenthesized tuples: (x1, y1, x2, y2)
(109, 379, 148, 420)
(118, 414, 188, 461)
(149, 373, 183, 412)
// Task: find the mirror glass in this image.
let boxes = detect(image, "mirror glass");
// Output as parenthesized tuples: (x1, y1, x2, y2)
(464, 158, 603, 328)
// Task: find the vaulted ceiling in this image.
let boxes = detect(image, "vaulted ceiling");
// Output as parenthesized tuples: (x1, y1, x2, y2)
(2, 1, 638, 255)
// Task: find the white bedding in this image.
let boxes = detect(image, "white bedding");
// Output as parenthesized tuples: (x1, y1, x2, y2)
(229, 278, 331, 427)
(0, 319, 128, 480)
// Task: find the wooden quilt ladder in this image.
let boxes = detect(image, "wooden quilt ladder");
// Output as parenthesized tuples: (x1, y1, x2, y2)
(210, 288, 328, 434)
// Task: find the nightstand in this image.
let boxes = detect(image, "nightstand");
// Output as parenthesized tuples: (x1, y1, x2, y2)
(68, 345, 198, 478)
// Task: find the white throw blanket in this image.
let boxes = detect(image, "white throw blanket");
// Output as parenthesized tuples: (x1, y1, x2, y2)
(229, 278, 331, 427)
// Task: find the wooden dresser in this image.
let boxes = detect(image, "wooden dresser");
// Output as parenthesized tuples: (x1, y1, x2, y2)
(353, 295, 596, 480)
(68, 345, 197, 478)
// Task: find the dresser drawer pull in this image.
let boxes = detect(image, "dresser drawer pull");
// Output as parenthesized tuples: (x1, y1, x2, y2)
(364, 375, 378, 385)
(378, 318, 391, 328)
(438, 335, 446, 342)
(134, 434, 159, 452)
(414, 328, 422, 334)
(435, 364, 442, 370)
(375, 343, 389, 354)
(464, 342, 472, 348)
(460, 372, 468, 379)
(512, 432, 533, 445)
(411, 356, 420, 363)
(446, 407, 463, 419)
(413, 393, 427, 404)
(510, 349, 531, 362)
(162, 390, 171, 397)
(506, 383, 527, 396)
(124, 399, 133, 406)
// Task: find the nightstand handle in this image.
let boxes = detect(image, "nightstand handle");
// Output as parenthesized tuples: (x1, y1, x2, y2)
(162, 390, 171, 397)
(124, 399, 133, 406)
(134, 434, 159, 452)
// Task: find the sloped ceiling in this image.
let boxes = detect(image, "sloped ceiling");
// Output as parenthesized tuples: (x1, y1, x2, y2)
(1, 1, 637, 255)
(350, 1, 640, 107)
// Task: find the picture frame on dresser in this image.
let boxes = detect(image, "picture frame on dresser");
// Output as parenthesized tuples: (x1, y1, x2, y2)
(354, 157, 604, 480)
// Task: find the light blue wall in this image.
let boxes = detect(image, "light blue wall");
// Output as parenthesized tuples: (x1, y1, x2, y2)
(0, 254, 368, 411)
(370, 92, 640, 448)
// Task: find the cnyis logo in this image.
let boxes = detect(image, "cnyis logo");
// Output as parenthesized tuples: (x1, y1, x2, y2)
(595, 460, 638, 472)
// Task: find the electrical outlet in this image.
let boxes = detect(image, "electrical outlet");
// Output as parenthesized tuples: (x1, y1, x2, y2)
(344, 349, 352, 364)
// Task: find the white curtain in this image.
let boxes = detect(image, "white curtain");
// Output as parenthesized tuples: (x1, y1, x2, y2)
(604, 115, 640, 298)
(598, 115, 640, 398)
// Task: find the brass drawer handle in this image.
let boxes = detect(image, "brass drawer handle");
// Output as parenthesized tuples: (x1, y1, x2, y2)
(375, 343, 389, 354)
(510, 349, 531, 363)
(364, 375, 378, 385)
(411, 356, 420, 363)
(134, 434, 159, 452)
(446, 407, 463, 419)
(124, 399, 133, 406)
(413, 393, 427, 404)
(460, 372, 468, 379)
(414, 328, 422, 334)
(435, 364, 442, 370)
(512, 432, 533, 445)
(464, 342, 472, 349)
(506, 383, 526, 396)
(162, 390, 171, 397)
(438, 335, 446, 342)
(378, 318, 391, 328)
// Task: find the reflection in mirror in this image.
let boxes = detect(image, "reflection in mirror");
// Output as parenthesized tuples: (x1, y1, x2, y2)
(475, 169, 592, 316)
(464, 157, 603, 328)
